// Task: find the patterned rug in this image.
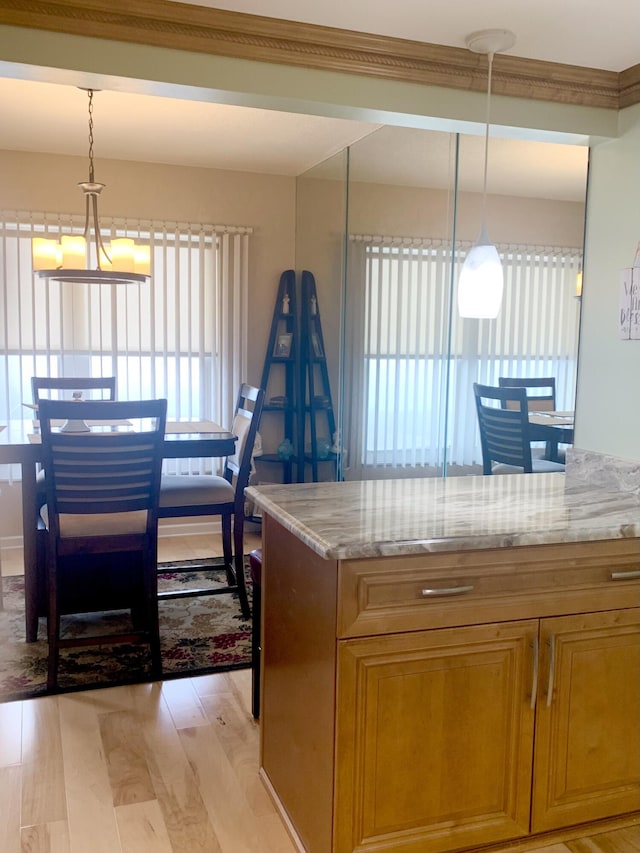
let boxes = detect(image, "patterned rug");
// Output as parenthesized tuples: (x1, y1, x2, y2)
(0, 559, 252, 702)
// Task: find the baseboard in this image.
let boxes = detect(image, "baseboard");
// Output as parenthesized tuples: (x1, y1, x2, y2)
(0, 522, 221, 552)
(158, 519, 223, 538)
(1, 519, 260, 551)
(0, 535, 24, 553)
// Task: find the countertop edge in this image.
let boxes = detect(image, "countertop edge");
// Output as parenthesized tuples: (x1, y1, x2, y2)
(245, 484, 640, 561)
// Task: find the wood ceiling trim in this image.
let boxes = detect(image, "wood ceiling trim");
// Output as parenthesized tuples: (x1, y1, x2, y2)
(0, 0, 636, 110)
(619, 64, 640, 109)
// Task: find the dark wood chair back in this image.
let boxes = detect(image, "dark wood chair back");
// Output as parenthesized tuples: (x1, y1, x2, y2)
(32, 375, 117, 404)
(225, 383, 266, 509)
(498, 376, 556, 412)
(474, 382, 534, 474)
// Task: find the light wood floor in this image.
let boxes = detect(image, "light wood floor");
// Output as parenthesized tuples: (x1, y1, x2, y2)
(0, 536, 638, 853)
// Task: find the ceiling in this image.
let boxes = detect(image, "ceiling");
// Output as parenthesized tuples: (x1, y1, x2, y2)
(1, 0, 636, 200)
(184, 0, 640, 73)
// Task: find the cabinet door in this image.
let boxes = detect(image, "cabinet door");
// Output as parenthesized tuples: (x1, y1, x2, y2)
(532, 608, 640, 832)
(335, 621, 538, 853)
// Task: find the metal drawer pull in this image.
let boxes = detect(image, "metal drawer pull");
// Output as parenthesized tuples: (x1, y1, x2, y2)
(421, 584, 474, 597)
(546, 634, 556, 708)
(530, 635, 539, 711)
(610, 570, 640, 581)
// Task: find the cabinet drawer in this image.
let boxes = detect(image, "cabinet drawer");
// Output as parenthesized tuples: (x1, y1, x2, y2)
(338, 538, 640, 638)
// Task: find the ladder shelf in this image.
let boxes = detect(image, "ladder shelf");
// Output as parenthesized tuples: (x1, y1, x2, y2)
(257, 269, 299, 484)
(299, 270, 338, 483)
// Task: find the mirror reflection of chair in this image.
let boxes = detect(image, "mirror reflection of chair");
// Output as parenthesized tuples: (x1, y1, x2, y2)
(498, 376, 564, 461)
(158, 383, 265, 619)
(473, 382, 565, 474)
(497, 376, 556, 411)
(38, 397, 167, 691)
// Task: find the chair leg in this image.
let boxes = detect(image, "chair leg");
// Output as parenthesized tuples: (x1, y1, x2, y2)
(47, 562, 60, 691)
(148, 612, 162, 680)
(221, 514, 234, 585)
(233, 516, 250, 620)
(145, 548, 162, 680)
(249, 549, 262, 719)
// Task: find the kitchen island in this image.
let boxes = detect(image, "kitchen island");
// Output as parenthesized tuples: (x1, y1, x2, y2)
(246, 453, 640, 853)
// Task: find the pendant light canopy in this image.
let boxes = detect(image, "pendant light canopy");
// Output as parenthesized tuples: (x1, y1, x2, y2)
(458, 29, 516, 319)
(32, 89, 150, 285)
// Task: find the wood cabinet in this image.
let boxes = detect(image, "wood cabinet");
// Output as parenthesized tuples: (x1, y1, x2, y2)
(335, 611, 639, 853)
(532, 609, 640, 832)
(259, 520, 640, 853)
(336, 621, 537, 853)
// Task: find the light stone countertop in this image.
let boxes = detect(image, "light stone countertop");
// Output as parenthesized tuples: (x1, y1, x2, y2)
(246, 451, 640, 560)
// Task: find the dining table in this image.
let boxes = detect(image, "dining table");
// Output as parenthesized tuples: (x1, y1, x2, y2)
(528, 410, 574, 461)
(0, 417, 237, 641)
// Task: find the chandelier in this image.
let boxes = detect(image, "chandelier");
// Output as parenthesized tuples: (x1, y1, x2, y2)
(32, 89, 150, 285)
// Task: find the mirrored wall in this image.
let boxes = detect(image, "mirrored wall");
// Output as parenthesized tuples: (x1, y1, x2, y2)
(296, 126, 588, 482)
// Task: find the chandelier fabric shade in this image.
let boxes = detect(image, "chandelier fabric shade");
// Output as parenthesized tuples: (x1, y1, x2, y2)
(32, 89, 150, 285)
(457, 29, 515, 320)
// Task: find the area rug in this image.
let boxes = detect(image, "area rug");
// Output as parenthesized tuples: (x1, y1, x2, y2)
(0, 559, 252, 702)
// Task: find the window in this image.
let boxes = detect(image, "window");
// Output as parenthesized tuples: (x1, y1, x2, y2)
(0, 211, 251, 475)
(345, 236, 582, 474)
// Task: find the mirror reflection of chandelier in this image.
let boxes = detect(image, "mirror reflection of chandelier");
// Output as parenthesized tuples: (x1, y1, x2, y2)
(32, 88, 151, 285)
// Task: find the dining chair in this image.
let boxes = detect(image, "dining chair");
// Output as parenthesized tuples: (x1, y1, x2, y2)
(498, 376, 564, 460)
(38, 397, 167, 690)
(497, 376, 556, 411)
(32, 375, 117, 406)
(32, 376, 119, 623)
(32, 375, 117, 492)
(158, 383, 265, 619)
(473, 382, 565, 474)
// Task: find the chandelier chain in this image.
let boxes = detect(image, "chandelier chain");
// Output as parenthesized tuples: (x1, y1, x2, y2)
(87, 89, 95, 183)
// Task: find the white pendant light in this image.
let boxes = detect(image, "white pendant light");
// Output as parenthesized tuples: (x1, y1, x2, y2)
(458, 29, 516, 319)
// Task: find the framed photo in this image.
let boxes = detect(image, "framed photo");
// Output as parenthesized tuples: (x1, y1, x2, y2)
(274, 332, 293, 358)
(311, 332, 323, 358)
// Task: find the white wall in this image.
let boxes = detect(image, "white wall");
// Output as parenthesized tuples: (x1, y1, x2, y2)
(575, 104, 640, 461)
(0, 149, 296, 398)
(0, 150, 297, 544)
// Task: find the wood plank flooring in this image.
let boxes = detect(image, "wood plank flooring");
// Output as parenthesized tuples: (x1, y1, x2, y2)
(0, 535, 638, 853)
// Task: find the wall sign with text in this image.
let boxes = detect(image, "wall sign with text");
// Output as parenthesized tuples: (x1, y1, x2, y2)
(619, 242, 640, 340)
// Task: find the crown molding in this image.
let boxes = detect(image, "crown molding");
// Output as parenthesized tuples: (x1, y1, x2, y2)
(619, 64, 640, 109)
(0, 0, 637, 110)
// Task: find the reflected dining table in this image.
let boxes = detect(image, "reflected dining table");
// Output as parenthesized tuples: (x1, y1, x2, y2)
(0, 417, 237, 641)
(528, 410, 574, 462)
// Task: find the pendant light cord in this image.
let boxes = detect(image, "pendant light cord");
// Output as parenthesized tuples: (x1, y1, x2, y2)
(481, 52, 494, 235)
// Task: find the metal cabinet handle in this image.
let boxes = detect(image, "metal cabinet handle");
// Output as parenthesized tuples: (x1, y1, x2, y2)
(530, 635, 539, 711)
(546, 634, 556, 708)
(610, 570, 640, 581)
(421, 584, 474, 597)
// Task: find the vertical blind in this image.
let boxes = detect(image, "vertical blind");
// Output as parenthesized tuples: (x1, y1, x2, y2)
(345, 235, 582, 475)
(0, 210, 252, 476)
